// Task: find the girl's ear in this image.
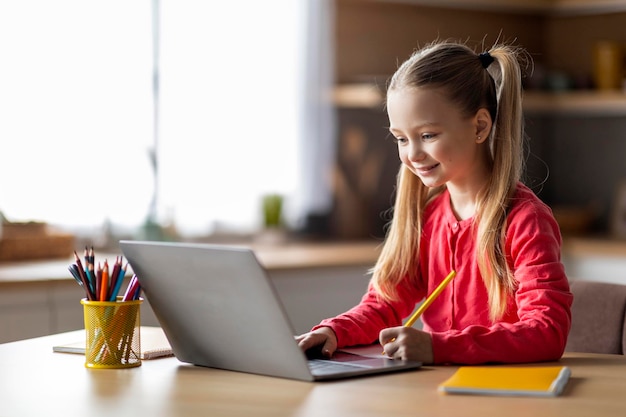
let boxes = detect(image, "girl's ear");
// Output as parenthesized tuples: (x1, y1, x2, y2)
(474, 108, 492, 143)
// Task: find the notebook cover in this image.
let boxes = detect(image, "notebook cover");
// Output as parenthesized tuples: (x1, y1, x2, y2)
(438, 366, 571, 397)
(53, 326, 173, 360)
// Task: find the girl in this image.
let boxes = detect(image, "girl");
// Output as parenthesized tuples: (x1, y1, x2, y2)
(296, 40, 572, 365)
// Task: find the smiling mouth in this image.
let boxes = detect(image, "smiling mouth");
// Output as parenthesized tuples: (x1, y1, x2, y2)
(416, 163, 439, 174)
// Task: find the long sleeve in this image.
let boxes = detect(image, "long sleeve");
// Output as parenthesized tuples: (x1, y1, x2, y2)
(428, 184, 572, 364)
(313, 281, 424, 348)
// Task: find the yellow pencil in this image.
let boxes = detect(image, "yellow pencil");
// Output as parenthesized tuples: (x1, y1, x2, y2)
(383, 270, 456, 355)
(404, 270, 456, 327)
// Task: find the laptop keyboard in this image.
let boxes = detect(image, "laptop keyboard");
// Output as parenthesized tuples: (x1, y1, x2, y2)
(308, 359, 373, 376)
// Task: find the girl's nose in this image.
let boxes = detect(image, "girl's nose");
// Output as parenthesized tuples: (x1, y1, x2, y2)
(408, 141, 425, 162)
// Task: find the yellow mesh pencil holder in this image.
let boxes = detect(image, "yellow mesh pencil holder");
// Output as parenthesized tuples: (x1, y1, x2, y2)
(81, 297, 143, 369)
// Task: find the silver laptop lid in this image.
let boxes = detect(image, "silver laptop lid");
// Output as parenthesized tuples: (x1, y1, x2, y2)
(120, 240, 314, 381)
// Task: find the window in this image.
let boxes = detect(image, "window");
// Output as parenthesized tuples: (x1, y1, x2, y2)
(0, 0, 335, 239)
(0, 0, 153, 231)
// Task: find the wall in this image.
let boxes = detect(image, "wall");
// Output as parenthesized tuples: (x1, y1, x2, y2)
(545, 12, 626, 80)
(525, 114, 626, 231)
(335, 0, 546, 83)
(532, 12, 626, 231)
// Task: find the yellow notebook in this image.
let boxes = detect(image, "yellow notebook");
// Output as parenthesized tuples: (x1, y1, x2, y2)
(53, 326, 173, 360)
(438, 366, 571, 397)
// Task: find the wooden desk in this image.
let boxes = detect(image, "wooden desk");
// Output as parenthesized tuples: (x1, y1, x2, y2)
(2, 330, 625, 417)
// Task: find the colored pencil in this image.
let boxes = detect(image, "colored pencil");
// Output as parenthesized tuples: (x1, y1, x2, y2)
(99, 260, 109, 301)
(69, 248, 140, 303)
(405, 270, 456, 327)
(382, 270, 456, 355)
(73, 251, 95, 300)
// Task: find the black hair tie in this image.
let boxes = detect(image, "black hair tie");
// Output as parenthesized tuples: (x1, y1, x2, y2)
(478, 51, 494, 69)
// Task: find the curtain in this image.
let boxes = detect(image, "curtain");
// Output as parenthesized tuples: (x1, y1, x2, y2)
(295, 0, 337, 231)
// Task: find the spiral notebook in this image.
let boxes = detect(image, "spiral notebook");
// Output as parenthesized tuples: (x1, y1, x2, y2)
(438, 365, 571, 397)
(53, 326, 173, 360)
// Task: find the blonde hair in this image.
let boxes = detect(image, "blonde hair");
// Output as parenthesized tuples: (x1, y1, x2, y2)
(372, 40, 528, 322)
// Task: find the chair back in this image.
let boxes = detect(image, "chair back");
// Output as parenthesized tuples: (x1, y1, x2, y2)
(565, 280, 626, 354)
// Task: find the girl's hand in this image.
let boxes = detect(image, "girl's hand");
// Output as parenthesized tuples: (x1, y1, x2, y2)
(379, 326, 434, 364)
(295, 327, 338, 358)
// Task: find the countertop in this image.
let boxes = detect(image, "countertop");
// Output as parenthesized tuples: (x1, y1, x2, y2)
(0, 240, 383, 283)
(2, 236, 626, 284)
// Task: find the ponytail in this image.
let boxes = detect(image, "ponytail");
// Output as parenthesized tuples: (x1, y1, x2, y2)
(476, 44, 527, 321)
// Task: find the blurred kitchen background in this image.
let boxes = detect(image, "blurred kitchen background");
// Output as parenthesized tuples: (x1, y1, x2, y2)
(4, 0, 626, 343)
(2, 0, 626, 254)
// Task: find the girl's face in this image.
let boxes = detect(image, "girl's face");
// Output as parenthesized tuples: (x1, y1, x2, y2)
(387, 87, 490, 191)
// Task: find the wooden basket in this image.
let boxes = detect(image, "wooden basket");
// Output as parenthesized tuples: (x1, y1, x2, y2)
(0, 223, 74, 261)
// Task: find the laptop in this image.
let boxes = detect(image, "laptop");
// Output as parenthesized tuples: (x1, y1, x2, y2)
(119, 240, 422, 381)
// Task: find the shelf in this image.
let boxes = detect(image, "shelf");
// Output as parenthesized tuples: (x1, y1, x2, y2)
(377, 0, 626, 16)
(562, 236, 626, 258)
(333, 83, 384, 109)
(523, 91, 626, 116)
(334, 84, 626, 116)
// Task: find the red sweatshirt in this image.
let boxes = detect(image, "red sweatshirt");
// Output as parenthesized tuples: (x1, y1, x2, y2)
(315, 183, 572, 364)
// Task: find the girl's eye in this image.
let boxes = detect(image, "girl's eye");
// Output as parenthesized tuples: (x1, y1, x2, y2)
(393, 137, 407, 144)
(421, 133, 436, 141)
